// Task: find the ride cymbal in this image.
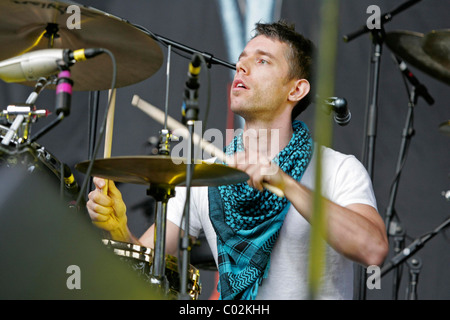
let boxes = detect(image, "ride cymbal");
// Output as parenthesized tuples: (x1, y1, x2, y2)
(0, 0, 163, 90)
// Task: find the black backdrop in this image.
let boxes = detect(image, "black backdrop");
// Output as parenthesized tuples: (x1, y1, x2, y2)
(0, 0, 448, 300)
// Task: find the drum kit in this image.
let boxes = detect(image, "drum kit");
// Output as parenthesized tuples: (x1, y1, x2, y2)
(0, 0, 243, 300)
(0, 0, 449, 300)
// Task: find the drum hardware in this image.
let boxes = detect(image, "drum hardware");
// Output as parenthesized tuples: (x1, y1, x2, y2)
(146, 184, 178, 298)
(381, 216, 450, 299)
(0, 0, 207, 300)
(0, 104, 51, 144)
(1, 77, 51, 146)
(343, 0, 424, 300)
(75, 155, 247, 298)
(0, 141, 78, 203)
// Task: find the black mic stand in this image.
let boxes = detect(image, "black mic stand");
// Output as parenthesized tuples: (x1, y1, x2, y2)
(384, 75, 434, 299)
(152, 34, 235, 71)
(384, 86, 417, 299)
(130, 23, 235, 71)
(405, 257, 422, 300)
(381, 216, 450, 298)
(178, 56, 201, 300)
(343, 0, 423, 300)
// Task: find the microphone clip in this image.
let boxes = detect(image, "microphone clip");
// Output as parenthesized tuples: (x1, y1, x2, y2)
(322, 97, 351, 126)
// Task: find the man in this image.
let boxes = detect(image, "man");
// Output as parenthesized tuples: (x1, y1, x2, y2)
(87, 21, 388, 300)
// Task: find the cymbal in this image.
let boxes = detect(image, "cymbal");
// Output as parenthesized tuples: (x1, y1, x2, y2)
(0, 0, 163, 91)
(385, 30, 450, 85)
(423, 30, 450, 70)
(75, 155, 249, 187)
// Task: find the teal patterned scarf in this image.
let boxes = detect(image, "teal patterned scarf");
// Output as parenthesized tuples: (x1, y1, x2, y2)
(208, 120, 313, 300)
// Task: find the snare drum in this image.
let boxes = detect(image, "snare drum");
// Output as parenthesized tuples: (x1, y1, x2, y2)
(102, 239, 202, 300)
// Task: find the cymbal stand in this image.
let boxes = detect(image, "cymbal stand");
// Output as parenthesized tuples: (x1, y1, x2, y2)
(147, 45, 177, 298)
(343, 0, 424, 300)
(147, 184, 175, 297)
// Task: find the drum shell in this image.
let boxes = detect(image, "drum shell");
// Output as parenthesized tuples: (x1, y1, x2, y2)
(102, 239, 202, 300)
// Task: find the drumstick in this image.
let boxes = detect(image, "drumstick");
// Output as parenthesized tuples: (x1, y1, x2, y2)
(102, 88, 116, 195)
(131, 95, 284, 198)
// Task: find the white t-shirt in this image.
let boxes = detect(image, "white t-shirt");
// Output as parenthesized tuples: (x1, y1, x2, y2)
(167, 146, 377, 300)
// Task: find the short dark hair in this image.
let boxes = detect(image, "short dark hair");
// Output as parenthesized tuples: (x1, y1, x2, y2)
(253, 21, 315, 120)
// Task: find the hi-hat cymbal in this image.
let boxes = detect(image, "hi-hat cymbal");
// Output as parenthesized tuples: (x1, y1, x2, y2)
(0, 0, 163, 91)
(75, 155, 249, 187)
(385, 30, 450, 85)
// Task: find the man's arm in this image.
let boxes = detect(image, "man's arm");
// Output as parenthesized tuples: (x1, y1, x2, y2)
(232, 159, 389, 267)
(281, 174, 388, 266)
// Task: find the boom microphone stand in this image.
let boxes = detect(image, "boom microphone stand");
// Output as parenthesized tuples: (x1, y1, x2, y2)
(384, 55, 434, 299)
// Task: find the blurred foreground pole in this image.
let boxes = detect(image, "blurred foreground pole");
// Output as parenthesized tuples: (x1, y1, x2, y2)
(308, 0, 339, 300)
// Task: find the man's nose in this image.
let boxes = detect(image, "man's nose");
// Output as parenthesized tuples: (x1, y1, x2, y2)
(236, 58, 248, 75)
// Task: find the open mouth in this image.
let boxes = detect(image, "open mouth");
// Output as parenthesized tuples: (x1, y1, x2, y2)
(233, 79, 248, 90)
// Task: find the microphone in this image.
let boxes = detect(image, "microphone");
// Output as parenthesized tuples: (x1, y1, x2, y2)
(0, 48, 104, 83)
(393, 55, 434, 106)
(181, 53, 202, 124)
(324, 97, 351, 126)
(63, 164, 79, 196)
(55, 69, 73, 116)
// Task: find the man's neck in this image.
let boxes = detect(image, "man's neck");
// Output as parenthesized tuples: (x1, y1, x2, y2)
(242, 119, 293, 160)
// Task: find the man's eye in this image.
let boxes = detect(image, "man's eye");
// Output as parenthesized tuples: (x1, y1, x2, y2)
(258, 59, 268, 64)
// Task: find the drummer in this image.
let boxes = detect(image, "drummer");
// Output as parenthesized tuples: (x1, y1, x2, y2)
(87, 20, 388, 300)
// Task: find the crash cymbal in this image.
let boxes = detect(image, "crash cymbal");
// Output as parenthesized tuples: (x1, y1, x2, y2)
(0, 0, 163, 91)
(385, 30, 450, 85)
(75, 155, 249, 187)
(423, 30, 450, 70)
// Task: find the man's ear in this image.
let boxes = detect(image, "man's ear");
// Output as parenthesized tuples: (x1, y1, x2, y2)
(288, 79, 310, 103)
